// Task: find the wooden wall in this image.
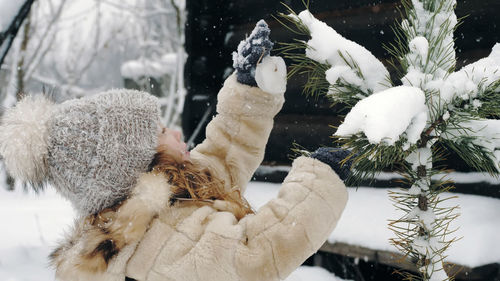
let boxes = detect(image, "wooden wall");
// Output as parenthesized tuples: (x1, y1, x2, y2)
(183, 0, 500, 166)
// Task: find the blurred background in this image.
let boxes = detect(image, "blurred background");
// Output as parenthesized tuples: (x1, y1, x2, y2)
(1, 0, 499, 280)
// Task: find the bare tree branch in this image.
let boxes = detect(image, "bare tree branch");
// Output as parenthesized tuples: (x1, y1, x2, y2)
(24, 0, 68, 81)
(0, 0, 36, 66)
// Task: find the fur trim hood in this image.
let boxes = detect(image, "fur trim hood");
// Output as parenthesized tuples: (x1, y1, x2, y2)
(50, 172, 172, 278)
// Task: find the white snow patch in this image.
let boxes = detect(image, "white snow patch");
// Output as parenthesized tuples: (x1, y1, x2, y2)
(408, 181, 426, 195)
(256, 165, 291, 175)
(428, 268, 449, 281)
(409, 36, 429, 60)
(296, 10, 390, 94)
(0, 246, 57, 281)
(325, 66, 363, 89)
(284, 266, 351, 281)
(0, 186, 74, 248)
(406, 147, 433, 170)
(255, 56, 287, 95)
(335, 86, 427, 145)
(407, 207, 436, 229)
(412, 236, 439, 255)
(400, 0, 459, 116)
(121, 53, 177, 79)
(440, 43, 500, 104)
(0, 0, 25, 32)
(245, 181, 281, 210)
(0, 186, 74, 280)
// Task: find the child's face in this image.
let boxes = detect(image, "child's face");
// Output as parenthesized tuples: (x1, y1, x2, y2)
(158, 127, 190, 162)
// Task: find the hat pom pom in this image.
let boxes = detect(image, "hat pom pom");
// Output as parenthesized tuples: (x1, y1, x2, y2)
(0, 95, 55, 186)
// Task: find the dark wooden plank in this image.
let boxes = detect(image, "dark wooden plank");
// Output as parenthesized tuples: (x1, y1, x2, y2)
(224, 0, 400, 26)
(320, 242, 500, 280)
(265, 113, 343, 163)
(253, 166, 500, 198)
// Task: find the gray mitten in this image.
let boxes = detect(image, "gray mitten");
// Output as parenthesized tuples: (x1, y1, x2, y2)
(232, 19, 274, 86)
(310, 147, 354, 181)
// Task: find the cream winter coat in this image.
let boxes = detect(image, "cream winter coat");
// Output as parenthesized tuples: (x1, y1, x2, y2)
(50, 74, 348, 281)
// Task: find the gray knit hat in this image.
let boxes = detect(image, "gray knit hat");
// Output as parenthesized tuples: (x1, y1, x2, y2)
(0, 89, 161, 215)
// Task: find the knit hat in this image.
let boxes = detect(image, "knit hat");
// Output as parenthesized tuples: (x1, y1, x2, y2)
(0, 89, 161, 215)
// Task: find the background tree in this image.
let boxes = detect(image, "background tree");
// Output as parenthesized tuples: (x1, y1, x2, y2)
(0, 0, 186, 189)
(0, 0, 35, 67)
(120, 0, 187, 130)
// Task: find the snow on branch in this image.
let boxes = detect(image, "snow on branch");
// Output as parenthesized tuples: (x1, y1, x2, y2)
(335, 86, 427, 146)
(295, 10, 391, 96)
(401, 0, 457, 85)
(443, 119, 500, 172)
(121, 53, 178, 80)
(440, 43, 500, 104)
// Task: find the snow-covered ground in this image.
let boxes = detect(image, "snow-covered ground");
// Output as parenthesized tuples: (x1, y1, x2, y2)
(1, 181, 499, 280)
(248, 182, 500, 268)
(337, 188, 500, 267)
(0, 187, 74, 281)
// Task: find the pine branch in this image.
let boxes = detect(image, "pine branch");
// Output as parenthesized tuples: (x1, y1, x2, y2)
(273, 5, 309, 37)
(277, 5, 390, 105)
(450, 77, 500, 118)
(287, 142, 312, 161)
(275, 15, 364, 106)
(477, 78, 500, 118)
(336, 134, 410, 186)
(337, 50, 366, 80)
(274, 9, 331, 99)
(440, 138, 498, 174)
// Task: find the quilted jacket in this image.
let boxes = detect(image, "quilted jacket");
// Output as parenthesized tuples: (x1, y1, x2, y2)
(50, 74, 348, 281)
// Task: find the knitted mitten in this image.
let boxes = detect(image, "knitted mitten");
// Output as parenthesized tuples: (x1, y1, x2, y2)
(232, 19, 274, 86)
(310, 147, 354, 181)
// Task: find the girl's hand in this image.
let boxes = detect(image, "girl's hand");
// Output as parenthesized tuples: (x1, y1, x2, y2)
(310, 147, 354, 181)
(232, 20, 273, 86)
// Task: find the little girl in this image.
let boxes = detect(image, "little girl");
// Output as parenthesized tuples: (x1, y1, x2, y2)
(0, 21, 348, 281)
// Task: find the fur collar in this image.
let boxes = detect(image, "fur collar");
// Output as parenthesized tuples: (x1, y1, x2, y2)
(50, 172, 172, 278)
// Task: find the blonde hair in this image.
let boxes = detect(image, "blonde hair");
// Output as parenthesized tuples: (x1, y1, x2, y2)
(149, 145, 254, 220)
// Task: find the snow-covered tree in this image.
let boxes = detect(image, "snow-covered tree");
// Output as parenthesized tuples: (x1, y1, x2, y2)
(1, 0, 70, 107)
(1, 0, 133, 106)
(1, 0, 185, 108)
(279, 1, 499, 280)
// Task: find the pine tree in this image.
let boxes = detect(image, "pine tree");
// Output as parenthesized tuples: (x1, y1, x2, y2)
(277, 1, 500, 280)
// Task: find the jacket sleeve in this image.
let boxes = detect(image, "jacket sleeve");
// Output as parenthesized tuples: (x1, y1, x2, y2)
(190, 73, 284, 194)
(234, 156, 348, 281)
